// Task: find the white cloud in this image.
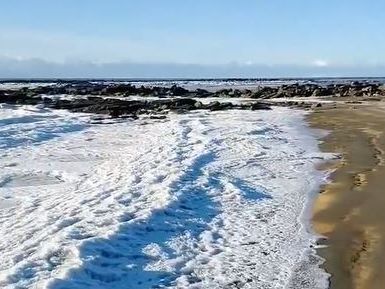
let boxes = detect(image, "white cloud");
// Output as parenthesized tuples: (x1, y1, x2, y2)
(313, 59, 329, 67)
(1, 56, 385, 78)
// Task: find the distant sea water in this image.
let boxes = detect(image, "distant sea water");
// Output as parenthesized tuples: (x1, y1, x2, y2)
(1, 77, 385, 92)
(127, 77, 385, 90)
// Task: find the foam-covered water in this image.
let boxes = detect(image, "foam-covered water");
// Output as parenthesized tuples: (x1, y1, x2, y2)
(0, 105, 331, 288)
(0, 105, 88, 150)
(0, 83, 57, 91)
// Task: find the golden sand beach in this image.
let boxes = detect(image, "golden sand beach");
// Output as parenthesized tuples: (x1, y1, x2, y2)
(310, 102, 385, 289)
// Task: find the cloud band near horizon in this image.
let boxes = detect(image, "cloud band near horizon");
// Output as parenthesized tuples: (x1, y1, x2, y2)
(1, 57, 385, 79)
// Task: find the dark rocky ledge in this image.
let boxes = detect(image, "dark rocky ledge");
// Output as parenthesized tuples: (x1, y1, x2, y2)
(1, 81, 384, 117)
(3, 81, 385, 99)
(0, 89, 271, 118)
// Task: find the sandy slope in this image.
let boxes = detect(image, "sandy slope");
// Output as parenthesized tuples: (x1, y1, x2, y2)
(310, 102, 385, 289)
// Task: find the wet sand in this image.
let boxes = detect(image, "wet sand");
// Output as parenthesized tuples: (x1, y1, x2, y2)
(309, 102, 385, 289)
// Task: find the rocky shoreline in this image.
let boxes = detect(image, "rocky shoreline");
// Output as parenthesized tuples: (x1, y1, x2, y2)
(1, 81, 384, 117)
(0, 89, 272, 118)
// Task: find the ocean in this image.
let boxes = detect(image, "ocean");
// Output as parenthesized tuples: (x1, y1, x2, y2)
(0, 81, 332, 288)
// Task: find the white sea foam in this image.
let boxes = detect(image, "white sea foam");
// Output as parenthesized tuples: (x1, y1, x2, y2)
(0, 83, 57, 91)
(0, 105, 331, 288)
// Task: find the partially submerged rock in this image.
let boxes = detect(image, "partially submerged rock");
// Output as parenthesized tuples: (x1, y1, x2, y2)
(1, 80, 384, 118)
(1, 80, 385, 100)
(0, 90, 271, 118)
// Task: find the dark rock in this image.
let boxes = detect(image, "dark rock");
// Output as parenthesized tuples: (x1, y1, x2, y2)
(250, 102, 272, 110)
(312, 88, 332, 97)
(205, 101, 234, 111)
(228, 89, 242, 98)
(149, 115, 167, 120)
(215, 89, 233, 97)
(169, 85, 189, 96)
(205, 101, 221, 110)
(250, 87, 276, 99)
(194, 88, 213, 98)
(171, 98, 198, 107)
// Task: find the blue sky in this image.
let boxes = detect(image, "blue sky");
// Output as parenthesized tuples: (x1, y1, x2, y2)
(1, 0, 384, 77)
